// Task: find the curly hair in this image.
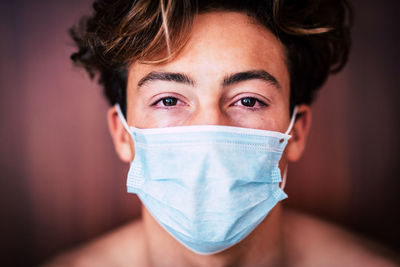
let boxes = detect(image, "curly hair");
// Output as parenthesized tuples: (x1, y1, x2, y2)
(70, 0, 352, 115)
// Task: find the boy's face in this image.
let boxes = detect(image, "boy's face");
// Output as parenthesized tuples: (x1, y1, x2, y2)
(127, 11, 291, 131)
(109, 11, 311, 164)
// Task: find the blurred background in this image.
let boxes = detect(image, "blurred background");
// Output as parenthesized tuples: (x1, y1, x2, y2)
(0, 0, 399, 265)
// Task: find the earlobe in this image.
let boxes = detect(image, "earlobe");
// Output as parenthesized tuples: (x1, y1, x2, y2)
(286, 105, 312, 162)
(107, 107, 134, 162)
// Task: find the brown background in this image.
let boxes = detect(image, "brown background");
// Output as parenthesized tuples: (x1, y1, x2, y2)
(1, 0, 399, 266)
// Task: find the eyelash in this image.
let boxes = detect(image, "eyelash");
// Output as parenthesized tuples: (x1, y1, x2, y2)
(151, 96, 184, 108)
(231, 96, 268, 109)
(151, 96, 268, 109)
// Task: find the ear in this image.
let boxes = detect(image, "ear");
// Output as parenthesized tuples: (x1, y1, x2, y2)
(286, 105, 312, 162)
(107, 106, 134, 162)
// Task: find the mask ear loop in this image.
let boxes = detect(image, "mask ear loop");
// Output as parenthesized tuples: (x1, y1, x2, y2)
(284, 106, 298, 136)
(115, 104, 131, 133)
(280, 106, 298, 190)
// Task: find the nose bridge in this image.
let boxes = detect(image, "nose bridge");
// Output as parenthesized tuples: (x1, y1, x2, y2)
(190, 96, 228, 126)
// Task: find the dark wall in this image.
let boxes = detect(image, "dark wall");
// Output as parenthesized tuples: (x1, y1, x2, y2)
(0, 1, 399, 265)
(287, 0, 400, 251)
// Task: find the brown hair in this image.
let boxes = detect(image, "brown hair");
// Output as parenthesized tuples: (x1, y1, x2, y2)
(70, 0, 352, 114)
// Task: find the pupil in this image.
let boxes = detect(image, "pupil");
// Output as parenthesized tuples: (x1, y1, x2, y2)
(163, 97, 177, 106)
(241, 97, 256, 107)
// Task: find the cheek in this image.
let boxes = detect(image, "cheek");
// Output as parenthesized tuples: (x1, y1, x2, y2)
(227, 103, 290, 132)
(229, 111, 278, 130)
(126, 91, 157, 128)
(131, 105, 192, 128)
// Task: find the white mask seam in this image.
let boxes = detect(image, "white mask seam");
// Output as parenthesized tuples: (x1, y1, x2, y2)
(280, 165, 288, 190)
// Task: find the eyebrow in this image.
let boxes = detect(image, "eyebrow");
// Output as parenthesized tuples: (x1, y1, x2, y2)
(138, 71, 195, 87)
(222, 70, 281, 89)
(137, 69, 280, 89)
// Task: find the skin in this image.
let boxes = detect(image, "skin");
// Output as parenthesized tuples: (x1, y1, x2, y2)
(44, 12, 398, 267)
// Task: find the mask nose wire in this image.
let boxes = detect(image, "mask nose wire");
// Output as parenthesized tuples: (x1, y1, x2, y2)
(284, 106, 299, 136)
(115, 104, 131, 133)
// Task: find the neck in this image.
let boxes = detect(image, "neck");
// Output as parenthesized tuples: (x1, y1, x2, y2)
(142, 204, 285, 267)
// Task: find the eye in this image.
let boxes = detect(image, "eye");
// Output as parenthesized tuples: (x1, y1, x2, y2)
(241, 97, 257, 107)
(161, 97, 177, 106)
(233, 97, 268, 109)
(152, 96, 185, 108)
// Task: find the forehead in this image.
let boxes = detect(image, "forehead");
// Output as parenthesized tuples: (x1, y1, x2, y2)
(129, 11, 289, 90)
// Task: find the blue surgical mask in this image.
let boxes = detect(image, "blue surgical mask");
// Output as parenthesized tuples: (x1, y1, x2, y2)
(116, 105, 297, 255)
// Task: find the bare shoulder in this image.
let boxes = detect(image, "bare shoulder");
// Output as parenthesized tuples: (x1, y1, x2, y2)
(283, 208, 399, 267)
(42, 219, 148, 267)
